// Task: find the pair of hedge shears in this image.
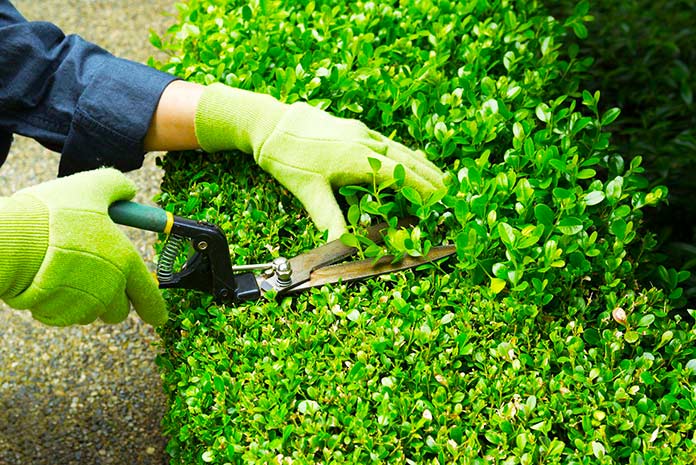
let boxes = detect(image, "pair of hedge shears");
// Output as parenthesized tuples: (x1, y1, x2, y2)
(108, 201, 455, 302)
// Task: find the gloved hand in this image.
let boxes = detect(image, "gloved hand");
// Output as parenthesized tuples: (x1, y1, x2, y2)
(194, 83, 445, 240)
(0, 169, 167, 326)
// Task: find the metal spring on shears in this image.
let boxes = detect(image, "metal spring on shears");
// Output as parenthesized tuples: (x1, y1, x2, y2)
(157, 234, 185, 283)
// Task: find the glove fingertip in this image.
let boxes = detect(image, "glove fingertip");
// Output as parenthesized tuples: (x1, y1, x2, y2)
(95, 168, 138, 203)
(133, 291, 168, 326)
(132, 286, 168, 326)
(140, 303, 169, 327)
(327, 224, 349, 242)
(126, 258, 168, 326)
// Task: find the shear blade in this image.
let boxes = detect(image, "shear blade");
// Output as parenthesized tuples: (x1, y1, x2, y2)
(285, 245, 456, 293)
(278, 217, 418, 285)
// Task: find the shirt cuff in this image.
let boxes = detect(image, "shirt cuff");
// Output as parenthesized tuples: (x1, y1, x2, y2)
(58, 57, 178, 177)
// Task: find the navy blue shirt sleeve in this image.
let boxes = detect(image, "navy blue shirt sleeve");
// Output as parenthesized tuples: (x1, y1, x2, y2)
(0, 1, 178, 176)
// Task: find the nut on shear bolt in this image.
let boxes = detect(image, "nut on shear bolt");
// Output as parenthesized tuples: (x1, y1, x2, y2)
(232, 257, 293, 288)
(272, 257, 292, 285)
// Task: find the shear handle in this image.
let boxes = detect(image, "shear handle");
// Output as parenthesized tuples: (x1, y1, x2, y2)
(109, 200, 172, 233)
(109, 201, 259, 302)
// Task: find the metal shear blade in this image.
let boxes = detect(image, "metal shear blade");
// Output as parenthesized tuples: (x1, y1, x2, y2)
(256, 219, 456, 294)
(285, 245, 456, 293)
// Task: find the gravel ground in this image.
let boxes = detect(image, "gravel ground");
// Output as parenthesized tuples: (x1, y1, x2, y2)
(0, 1, 177, 464)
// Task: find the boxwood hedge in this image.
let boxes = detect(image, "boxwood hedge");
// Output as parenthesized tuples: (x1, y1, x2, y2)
(551, 0, 696, 303)
(149, 1, 696, 463)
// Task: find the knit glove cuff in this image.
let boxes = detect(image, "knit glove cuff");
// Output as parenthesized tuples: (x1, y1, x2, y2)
(0, 195, 49, 299)
(193, 83, 287, 156)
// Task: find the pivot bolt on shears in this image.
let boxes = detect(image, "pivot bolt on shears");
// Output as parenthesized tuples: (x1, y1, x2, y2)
(108, 201, 455, 303)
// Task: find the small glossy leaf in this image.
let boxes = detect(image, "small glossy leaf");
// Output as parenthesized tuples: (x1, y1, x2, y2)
(393, 164, 406, 185)
(401, 186, 423, 205)
(498, 222, 516, 246)
(624, 331, 640, 344)
(490, 277, 506, 294)
(686, 360, 696, 375)
(241, 5, 252, 21)
(606, 177, 624, 202)
(535, 103, 551, 123)
(558, 217, 584, 235)
(601, 108, 621, 126)
(340, 233, 360, 248)
(535, 204, 555, 225)
(368, 157, 382, 173)
(584, 191, 605, 206)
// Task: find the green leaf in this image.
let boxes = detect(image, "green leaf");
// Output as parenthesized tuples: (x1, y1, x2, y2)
(364, 244, 383, 257)
(591, 441, 606, 459)
(498, 222, 516, 246)
(601, 108, 621, 126)
(572, 116, 593, 134)
(401, 186, 423, 205)
(213, 376, 225, 392)
(582, 89, 596, 109)
(577, 168, 596, 179)
(368, 157, 382, 173)
(298, 399, 320, 414)
(558, 217, 584, 235)
(241, 5, 252, 21)
(535, 103, 551, 123)
(181, 23, 201, 38)
(393, 164, 406, 186)
(344, 102, 364, 113)
(347, 204, 361, 226)
(534, 204, 555, 225)
(553, 187, 574, 200)
(490, 277, 506, 294)
(583, 328, 601, 345)
(517, 224, 544, 248)
(574, 0, 590, 15)
(340, 233, 360, 248)
(283, 425, 294, 442)
(584, 191, 605, 206)
(540, 37, 553, 57)
(606, 177, 624, 203)
(571, 22, 588, 39)
(610, 219, 627, 239)
(481, 76, 496, 95)
(638, 314, 655, 327)
(624, 331, 640, 344)
(686, 360, 696, 375)
(149, 31, 162, 49)
(548, 439, 566, 457)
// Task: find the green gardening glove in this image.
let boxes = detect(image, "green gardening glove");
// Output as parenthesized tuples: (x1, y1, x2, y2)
(194, 83, 446, 240)
(0, 169, 167, 327)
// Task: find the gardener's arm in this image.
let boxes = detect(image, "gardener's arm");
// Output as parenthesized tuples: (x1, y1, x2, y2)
(0, 0, 177, 175)
(142, 81, 202, 151)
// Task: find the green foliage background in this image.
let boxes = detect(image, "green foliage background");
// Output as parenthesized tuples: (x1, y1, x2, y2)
(550, 0, 696, 302)
(150, 1, 696, 463)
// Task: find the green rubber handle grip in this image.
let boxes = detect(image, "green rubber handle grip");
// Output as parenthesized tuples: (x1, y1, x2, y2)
(108, 200, 171, 233)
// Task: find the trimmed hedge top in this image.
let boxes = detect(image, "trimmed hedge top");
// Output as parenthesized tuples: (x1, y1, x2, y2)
(151, 1, 695, 464)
